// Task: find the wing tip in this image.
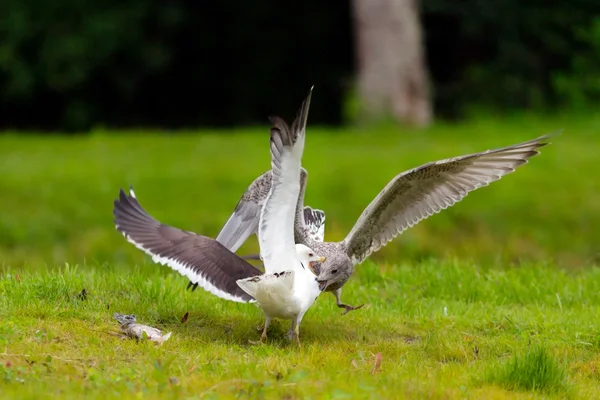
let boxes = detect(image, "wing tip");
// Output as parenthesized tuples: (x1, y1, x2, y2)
(293, 86, 313, 134)
(267, 86, 314, 151)
(116, 186, 136, 203)
(534, 129, 562, 147)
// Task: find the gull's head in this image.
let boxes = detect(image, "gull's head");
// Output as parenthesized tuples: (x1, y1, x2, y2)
(114, 312, 137, 326)
(295, 243, 326, 275)
(316, 253, 353, 292)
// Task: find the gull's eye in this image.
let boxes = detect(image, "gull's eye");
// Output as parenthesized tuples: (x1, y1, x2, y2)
(332, 269, 338, 274)
(309, 253, 314, 257)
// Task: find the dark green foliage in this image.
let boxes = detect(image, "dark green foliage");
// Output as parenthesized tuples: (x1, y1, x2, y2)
(0, 0, 184, 131)
(422, 0, 600, 118)
(0, 0, 598, 130)
(0, 0, 353, 131)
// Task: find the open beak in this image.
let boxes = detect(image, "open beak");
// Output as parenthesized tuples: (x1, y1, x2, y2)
(308, 257, 326, 274)
(317, 280, 329, 292)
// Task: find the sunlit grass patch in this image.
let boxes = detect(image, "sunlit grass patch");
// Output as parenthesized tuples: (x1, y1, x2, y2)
(0, 115, 597, 269)
(483, 345, 571, 395)
(0, 114, 599, 398)
(2, 261, 600, 398)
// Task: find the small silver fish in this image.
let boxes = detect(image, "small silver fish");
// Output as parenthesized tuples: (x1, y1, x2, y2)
(113, 312, 172, 344)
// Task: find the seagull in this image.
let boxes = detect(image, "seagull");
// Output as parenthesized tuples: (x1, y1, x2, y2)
(203, 132, 559, 314)
(236, 87, 325, 343)
(112, 88, 325, 343)
(185, 177, 326, 292)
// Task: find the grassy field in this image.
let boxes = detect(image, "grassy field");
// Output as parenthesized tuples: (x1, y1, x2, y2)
(1, 112, 599, 398)
(3, 261, 600, 399)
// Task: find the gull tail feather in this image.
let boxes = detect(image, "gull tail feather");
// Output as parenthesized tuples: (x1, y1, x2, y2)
(236, 271, 295, 300)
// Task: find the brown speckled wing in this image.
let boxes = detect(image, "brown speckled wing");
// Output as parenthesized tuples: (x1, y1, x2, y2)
(342, 133, 558, 265)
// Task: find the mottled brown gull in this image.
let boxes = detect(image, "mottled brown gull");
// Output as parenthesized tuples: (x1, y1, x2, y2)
(207, 130, 558, 314)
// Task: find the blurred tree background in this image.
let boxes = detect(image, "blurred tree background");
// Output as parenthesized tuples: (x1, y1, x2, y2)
(0, 0, 599, 132)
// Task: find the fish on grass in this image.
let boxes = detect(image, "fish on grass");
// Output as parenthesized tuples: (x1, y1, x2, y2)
(113, 312, 172, 344)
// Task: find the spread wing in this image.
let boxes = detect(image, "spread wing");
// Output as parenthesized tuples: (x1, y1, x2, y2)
(342, 133, 558, 265)
(258, 87, 312, 273)
(214, 170, 271, 252)
(292, 163, 326, 246)
(217, 176, 327, 266)
(113, 188, 262, 303)
(214, 168, 326, 251)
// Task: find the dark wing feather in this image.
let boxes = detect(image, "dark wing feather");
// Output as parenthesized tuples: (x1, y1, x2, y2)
(258, 87, 312, 269)
(113, 188, 262, 303)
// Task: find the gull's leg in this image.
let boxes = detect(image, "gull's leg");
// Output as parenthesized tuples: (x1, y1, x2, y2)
(292, 312, 307, 346)
(286, 319, 297, 341)
(260, 317, 272, 342)
(333, 288, 364, 315)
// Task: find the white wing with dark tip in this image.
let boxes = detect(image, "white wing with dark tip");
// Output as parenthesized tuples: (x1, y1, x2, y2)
(342, 133, 558, 265)
(113, 188, 262, 303)
(258, 87, 312, 273)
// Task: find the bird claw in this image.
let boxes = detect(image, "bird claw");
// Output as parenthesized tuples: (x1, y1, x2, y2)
(339, 303, 365, 315)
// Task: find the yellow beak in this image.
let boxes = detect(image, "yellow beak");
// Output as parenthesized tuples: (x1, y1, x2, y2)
(308, 257, 326, 274)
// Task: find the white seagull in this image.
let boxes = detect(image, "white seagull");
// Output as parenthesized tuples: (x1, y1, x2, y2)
(235, 86, 324, 343)
(113, 88, 325, 343)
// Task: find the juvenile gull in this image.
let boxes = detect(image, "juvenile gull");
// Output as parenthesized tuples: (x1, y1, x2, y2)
(210, 132, 558, 314)
(113, 88, 325, 342)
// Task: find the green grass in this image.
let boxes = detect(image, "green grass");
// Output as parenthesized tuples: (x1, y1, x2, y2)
(0, 112, 599, 398)
(0, 113, 598, 269)
(484, 346, 569, 394)
(3, 261, 600, 399)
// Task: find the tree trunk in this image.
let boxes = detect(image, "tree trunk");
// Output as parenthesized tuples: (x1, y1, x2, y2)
(352, 0, 432, 127)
